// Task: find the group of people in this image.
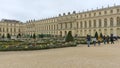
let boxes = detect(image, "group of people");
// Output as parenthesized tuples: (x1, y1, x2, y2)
(86, 34, 117, 47)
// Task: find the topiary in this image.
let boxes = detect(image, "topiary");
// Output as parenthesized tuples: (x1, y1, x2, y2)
(65, 31, 74, 42)
(94, 32, 98, 40)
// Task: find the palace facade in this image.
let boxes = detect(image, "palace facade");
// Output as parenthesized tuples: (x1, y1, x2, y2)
(0, 19, 22, 37)
(0, 5, 120, 37)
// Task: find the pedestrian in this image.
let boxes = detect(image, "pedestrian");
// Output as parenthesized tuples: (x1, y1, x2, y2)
(98, 36, 101, 45)
(106, 35, 110, 44)
(110, 34, 114, 44)
(86, 35, 91, 47)
(103, 35, 106, 44)
(93, 37, 97, 46)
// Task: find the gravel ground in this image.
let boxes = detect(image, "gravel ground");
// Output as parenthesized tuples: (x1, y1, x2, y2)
(0, 40, 120, 68)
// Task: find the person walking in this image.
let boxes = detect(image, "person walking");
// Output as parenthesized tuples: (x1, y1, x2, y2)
(93, 37, 97, 46)
(110, 34, 114, 44)
(106, 35, 110, 44)
(103, 35, 106, 44)
(98, 36, 101, 45)
(86, 35, 91, 47)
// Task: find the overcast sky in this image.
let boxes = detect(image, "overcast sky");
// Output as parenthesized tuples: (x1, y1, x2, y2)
(0, 0, 120, 22)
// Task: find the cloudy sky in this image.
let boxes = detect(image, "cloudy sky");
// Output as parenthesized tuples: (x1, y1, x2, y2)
(0, 0, 120, 22)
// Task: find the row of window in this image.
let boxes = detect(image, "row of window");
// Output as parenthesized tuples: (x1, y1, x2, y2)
(79, 17, 120, 28)
(0, 28, 20, 32)
(36, 17, 120, 31)
(0, 23, 19, 26)
(77, 9, 120, 18)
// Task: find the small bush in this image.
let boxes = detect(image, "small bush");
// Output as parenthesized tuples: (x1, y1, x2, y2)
(65, 31, 74, 42)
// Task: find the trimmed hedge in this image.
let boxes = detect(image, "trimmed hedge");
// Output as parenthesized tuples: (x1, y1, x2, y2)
(0, 42, 77, 51)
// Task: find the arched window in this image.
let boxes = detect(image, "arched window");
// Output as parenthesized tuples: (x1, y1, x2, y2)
(104, 18, 107, 27)
(51, 25, 53, 30)
(117, 17, 120, 26)
(99, 19, 102, 27)
(110, 10, 113, 14)
(104, 11, 107, 14)
(61, 24, 62, 29)
(11, 28, 12, 32)
(65, 31, 67, 36)
(94, 20, 96, 27)
(54, 25, 55, 30)
(110, 18, 113, 27)
(99, 12, 101, 15)
(80, 21, 83, 28)
(85, 14, 87, 18)
(89, 13, 91, 17)
(76, 22, 79, 29)
(89, 20, 91, 28)
(117, 9, 119, 13)
(84, 21, 87, 28)
(7, 28, 8, 32)
(94, 13, 96, 16)
(70, 23, 72, 28)
(49, 25, 50, 30)
(0, 28, 1, 32)
(3, 28, 4, 32)
(65, 23, 67, 29)
(57, 24, 58, 30)
(60, 31, 62, 37)
(14, 28, 16, 32)
(84, 30, 87, 36)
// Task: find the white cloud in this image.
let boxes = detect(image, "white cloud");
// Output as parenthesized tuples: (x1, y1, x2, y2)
(0, 0, 120, 22)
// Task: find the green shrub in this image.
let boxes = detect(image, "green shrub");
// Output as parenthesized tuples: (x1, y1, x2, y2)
(65, 31, 74, 42)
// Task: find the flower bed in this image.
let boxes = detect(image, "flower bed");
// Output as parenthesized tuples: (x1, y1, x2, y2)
(0, 40, 77, 51)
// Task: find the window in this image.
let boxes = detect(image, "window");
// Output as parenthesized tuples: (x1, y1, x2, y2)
(3, 28, 4, 32)
(7, 28, 8, 32)
(110, 18, 113, 27)
(76, 22, 79, 29)
(49, 25, 50, 30)
(76, 16, 79, 18)
(99, 12, 101, 15)
(0, 28, 1, 32)
(110, 10, 113, 13)
(11, 28, 12, 32)
(117, 9, 120, 13)
(104, 18, 107, 27)
(70, 23, 72, 28)
(14, 28, 16, 32)
(54, 25, 55, 30)
(57, 24, 58, 29)
(85, 14, 87, 18)
(81, 15, 82, 18)
(89, 13, 91, 17)
(94, 20, 96, 27)
(99, 19, 102, 27)
(84, 21, 87, 28)
(104, 11, 107, 14)
(84, 30, 87, 36)
(61, 24, 62, 29)
(19, 29, 20, 32)
(94, 13, 96, 16)
(65, 23, 67, 29)
(117, 17, 120, 26)
(51, 25, 53, 30)
(89, 20, 91, 28)
(80, 21, 83, 28)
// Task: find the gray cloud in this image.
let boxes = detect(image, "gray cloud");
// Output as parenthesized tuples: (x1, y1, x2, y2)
(0, 0, 120, 22)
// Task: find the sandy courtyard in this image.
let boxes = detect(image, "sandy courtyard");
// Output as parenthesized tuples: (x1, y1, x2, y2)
(0, 41, 120, 68)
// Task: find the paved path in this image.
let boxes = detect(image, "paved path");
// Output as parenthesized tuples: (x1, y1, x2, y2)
(0, 40, 120, 68)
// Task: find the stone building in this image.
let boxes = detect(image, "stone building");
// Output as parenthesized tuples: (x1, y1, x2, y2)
(25, 5, 120, 37)
(0, 19, 22, 37)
